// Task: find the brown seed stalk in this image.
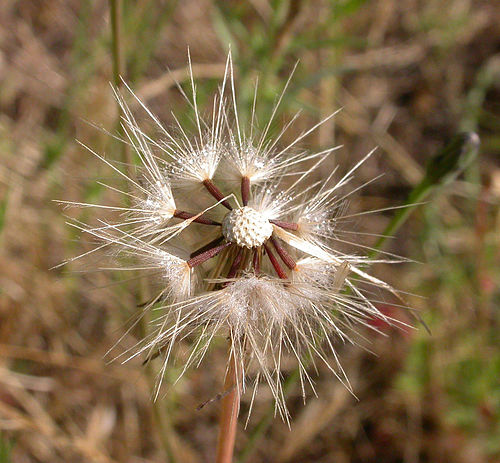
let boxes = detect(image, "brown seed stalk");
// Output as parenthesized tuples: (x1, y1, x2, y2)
(226, 247, 244, 280)
(270, 219, 299, 231)
(173, 210, 221, 226)
(263, 242, 288, 279)
(203, 179, 232, 210)
(270, 235, 296, 270)
(241, 176, 250, 206)
(215, 348, 240, 463)
(190, 236, 225, 258)
(253, 248, 261, 275)
(188, 241, 232, 267)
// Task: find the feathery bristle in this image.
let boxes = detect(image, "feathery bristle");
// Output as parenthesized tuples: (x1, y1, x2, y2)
(60, 51, 413, 420)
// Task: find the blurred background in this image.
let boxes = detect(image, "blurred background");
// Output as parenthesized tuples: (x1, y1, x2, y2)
(0, 1, 499, 462)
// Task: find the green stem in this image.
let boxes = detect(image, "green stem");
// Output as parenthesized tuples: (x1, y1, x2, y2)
(109, 0, 132, 168)
(108, 2, 176, 460)
(110, 0, 123, 89)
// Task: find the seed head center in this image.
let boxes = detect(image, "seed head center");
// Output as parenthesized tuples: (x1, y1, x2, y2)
(222, 206, 273, 248)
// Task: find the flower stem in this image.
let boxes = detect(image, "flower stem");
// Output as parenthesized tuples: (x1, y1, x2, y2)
(109, 0, 132, 168)
(216, 348, 240, 463)
(109, 0, 123, 90)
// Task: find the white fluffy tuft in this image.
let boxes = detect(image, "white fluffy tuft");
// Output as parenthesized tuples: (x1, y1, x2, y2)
(62, 52, 412, 421)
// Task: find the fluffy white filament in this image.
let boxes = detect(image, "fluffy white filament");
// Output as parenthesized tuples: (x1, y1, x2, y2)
(60, 52, 412, 421)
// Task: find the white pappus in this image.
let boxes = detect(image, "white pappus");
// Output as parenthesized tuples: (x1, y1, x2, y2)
(59, 52, 413, 422)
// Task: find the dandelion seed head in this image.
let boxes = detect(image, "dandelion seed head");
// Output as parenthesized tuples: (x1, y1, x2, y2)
(63, 53, 413, 420)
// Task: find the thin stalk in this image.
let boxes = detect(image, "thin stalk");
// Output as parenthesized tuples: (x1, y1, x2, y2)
(109, 0, 132, 168)
(253, 248, 261, 275)
(173, 209, 221, 226)
(203, 179, 233, 210)
(109, 2, 179, 460)
(190, 236, 224, 258)
(216, 347, 241, 463)
(241, 176, 250, 206)
(263, 242, 288, 279)
(109, 0, 123, 89)
(270, 219, 299, 231)
(270, 235, 296, 270)
(226, 247, 244, 280)
(187, 242, 232, 268)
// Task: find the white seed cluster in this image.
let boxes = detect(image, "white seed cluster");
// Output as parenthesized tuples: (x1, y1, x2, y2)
(67, 58, 406, 420)
(222, 206, 273, 248)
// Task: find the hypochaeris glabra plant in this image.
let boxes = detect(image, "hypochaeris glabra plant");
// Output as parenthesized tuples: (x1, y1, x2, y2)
(58, 53, 413, 462)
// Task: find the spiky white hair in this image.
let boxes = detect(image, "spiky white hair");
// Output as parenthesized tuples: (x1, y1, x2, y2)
(59, 51, 414, 422)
